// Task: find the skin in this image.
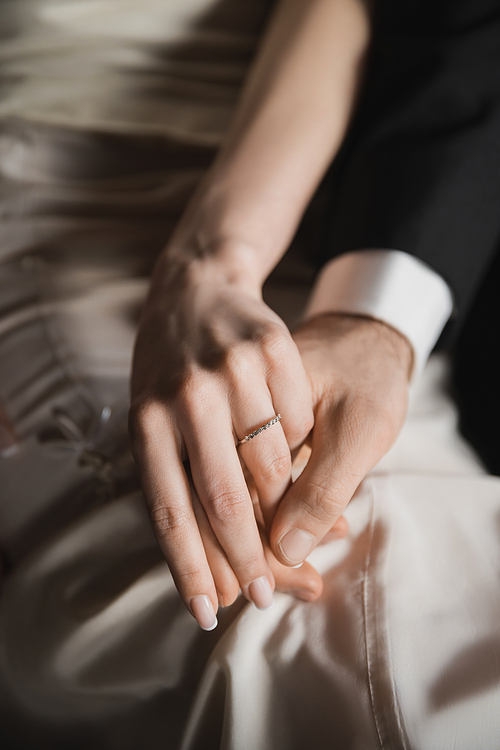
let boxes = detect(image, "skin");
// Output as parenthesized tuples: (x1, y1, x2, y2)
(129, 0, 412, 626)
(130, 258, 411, 614)
(272, 313, 411, 566)
(130, 251, 316, 608)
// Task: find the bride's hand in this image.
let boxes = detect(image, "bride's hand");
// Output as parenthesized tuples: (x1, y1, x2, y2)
(129, 248, 314, 628)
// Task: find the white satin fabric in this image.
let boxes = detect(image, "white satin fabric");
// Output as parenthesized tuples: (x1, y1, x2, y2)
(1, 2, 500, 749)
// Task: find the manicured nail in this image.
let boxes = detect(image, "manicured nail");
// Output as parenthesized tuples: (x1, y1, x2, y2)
(248, 576, 274, 611)
(288, 588, 317, 603)
(279, 528, 316, 564)
(190, 595, 218, 631)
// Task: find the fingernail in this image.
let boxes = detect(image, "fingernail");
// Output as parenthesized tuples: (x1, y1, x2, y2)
(190, 595, 218, 631)
(279, 528, 316, 564)
(248, 576, 274, 611)
(288, 588, 317, 603)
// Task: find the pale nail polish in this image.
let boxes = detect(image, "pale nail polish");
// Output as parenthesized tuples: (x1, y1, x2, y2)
(279, 528, 316, 564)
(191, 595, 218, 631)
(248, 576, 274, 611)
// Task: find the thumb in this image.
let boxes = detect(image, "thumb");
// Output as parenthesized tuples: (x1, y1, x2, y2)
(270, 396, 385, 566)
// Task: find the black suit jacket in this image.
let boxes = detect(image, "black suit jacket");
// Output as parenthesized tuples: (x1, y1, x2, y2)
(319, 0, 500, 473)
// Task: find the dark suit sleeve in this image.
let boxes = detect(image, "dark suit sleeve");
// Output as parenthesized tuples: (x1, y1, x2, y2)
(321, 0, 500, 328)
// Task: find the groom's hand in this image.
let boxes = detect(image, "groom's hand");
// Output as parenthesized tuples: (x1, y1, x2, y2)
(270, 314, 412, 567)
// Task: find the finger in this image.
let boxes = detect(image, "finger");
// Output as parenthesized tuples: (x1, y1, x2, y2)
(247, 471, 323, 603)
(264, 336, 314, 451)
(251, 454, 349, 546)
(189, 476, 240, 609)
(129, 402, 219, 631)
(319, 515, 349, 544)
(270, 396, 390, 566)
(269, 557, 323, 602)
(290, 443, 349, 543)
(291, 443, 312, 476)
(196, 472, 324, 606)
(262, 532, 323, 602)
(234, 394, 292, 529)
(183, 403, 275, 611)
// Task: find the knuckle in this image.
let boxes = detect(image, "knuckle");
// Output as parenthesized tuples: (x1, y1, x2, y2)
(128, 399, 164, 443)
(174, 566, 207, 587)
(149, 502, 191, 536)
(259, 450, 291, 483)
(239, 550, 266, 577)
(206, 485, 249, 523)
(174, 565, 214, 597)
(178, 374, 220, 423)
(177, 371, 204, 408)
(259, 325, 290, 363)
(302, 478, 344, 524)
(223, 346, 255, 390)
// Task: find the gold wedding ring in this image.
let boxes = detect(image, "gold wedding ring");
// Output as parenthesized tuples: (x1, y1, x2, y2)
(238, 414, 282, 445)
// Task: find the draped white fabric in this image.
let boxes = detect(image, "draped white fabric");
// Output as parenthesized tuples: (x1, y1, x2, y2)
(1, 2, 500, 748)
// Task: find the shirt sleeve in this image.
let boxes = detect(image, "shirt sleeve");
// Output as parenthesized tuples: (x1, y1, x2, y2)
(304, 249, 453, 381)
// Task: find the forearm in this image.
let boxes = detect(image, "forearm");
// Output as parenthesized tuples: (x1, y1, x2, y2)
(163, 0, 371, 287)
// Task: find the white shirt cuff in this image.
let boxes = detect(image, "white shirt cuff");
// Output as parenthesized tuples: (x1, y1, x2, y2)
(304, 249, 454, 381)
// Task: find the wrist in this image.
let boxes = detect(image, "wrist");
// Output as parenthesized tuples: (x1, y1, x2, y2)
(296, 312, 414, 382)
(153, 237, 265, 298)
(350, 314, 414, 381)
(305, 250, 453, 381)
